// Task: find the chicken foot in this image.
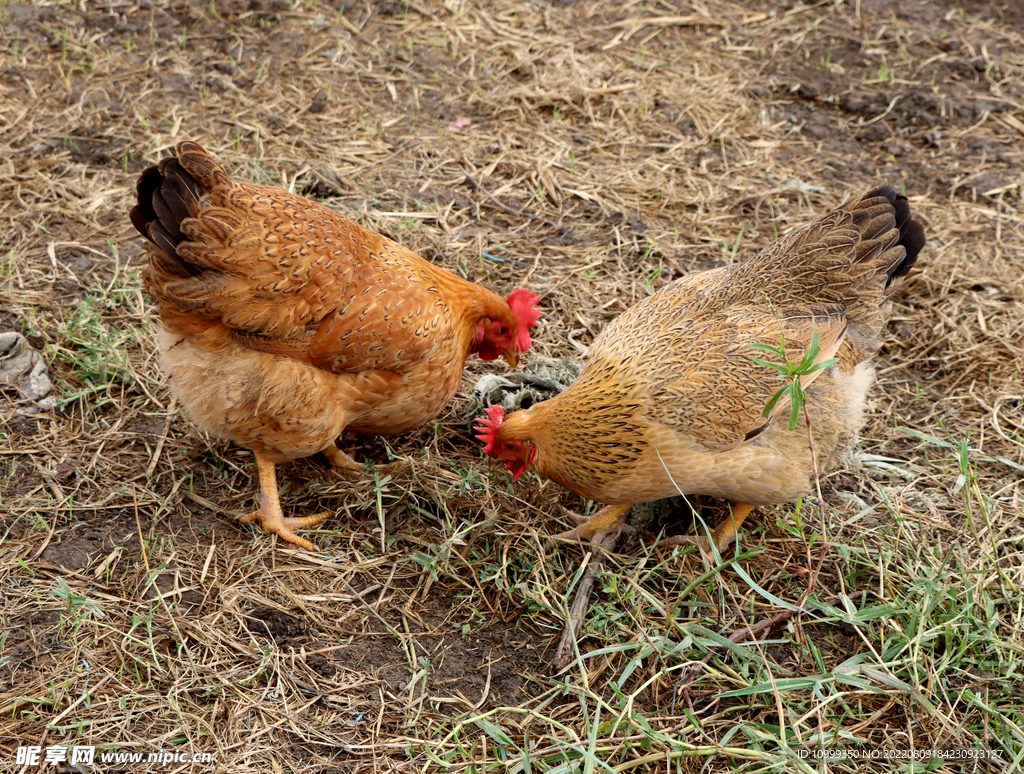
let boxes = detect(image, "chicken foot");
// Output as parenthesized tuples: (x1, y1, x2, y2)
(549, 503, 634, 547)
(550, 501, 756, 558)
(323, 444, 398, 475)
(239, 453, 330, 551)
(658, 502, 755, 556)
(322, 444, 369, 473)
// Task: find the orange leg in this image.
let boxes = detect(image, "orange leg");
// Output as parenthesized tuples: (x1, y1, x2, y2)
(549, 503, 634, 547)
(659, 502, 755, 556)
(238, 453, 330, 551)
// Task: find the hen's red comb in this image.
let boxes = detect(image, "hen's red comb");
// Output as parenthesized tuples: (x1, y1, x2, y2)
(506, 289, 542, 351)
(474, 404, 505, 454)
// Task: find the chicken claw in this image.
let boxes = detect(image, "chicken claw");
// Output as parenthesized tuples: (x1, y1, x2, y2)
(239, 508, 330, 552)
(323, 444, 399, 476)
(658, 502, 755, 557)
(548, 503, 634, 548)
(322, 444, 369, 474)
(239, 453, 330, 551)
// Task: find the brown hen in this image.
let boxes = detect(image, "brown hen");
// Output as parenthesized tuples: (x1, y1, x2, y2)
(477, 186, 925, 555)
(131, 141, 540, 550)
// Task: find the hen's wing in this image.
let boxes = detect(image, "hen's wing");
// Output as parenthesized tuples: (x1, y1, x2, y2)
(591, 185, 924, 451)
(703, 185, 924, 366)
(131, 141, 450, 374)
(591, 291, 846, 450)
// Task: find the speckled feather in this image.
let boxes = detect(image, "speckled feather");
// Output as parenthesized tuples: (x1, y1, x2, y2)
(489, 186, 925, 507)
(131, 141, 531, 462)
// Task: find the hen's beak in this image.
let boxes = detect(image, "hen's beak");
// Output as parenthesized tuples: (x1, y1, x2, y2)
(502, 351, 519, 368)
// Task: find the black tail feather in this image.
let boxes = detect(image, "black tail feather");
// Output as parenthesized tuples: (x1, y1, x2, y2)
(855, 184, 925, 286)
(891, 193, 925, 281)
(130, 152, 207, 278)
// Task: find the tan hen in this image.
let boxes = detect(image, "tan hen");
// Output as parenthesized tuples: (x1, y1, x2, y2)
(477, 186, 925, 554)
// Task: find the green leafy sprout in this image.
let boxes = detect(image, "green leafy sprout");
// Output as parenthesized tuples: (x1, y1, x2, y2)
(749, 331, 839, 430)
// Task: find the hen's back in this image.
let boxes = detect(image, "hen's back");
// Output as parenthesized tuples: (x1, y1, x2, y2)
(130, 141, 453, 374)
(717, 185, 925, 359)
(596, 186, 925, 363)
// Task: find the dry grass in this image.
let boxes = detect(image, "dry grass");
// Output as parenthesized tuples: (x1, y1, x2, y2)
(2, 0, 1023, 771)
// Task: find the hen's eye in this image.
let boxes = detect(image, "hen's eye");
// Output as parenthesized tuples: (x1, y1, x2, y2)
(499, 326, 509, 335)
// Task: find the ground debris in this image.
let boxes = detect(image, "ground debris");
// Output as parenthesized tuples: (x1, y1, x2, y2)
(0, 331, 56, 410)
(463, 355, 583, 419)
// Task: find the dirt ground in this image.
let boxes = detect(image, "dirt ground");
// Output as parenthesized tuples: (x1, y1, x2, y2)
(2, 0, 1023, 772)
